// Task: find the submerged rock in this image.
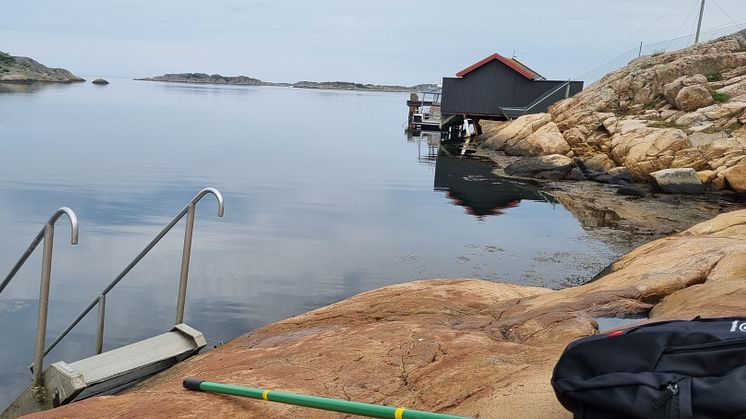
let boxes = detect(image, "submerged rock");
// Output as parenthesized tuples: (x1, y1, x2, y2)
(34, 210, 746, 418)
(92, 78, 109, 85)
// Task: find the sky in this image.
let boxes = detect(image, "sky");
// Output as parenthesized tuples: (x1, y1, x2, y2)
(2, 0, 745, 85)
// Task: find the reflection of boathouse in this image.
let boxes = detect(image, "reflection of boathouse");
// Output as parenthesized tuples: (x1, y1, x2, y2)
(433, 147, 546, 217)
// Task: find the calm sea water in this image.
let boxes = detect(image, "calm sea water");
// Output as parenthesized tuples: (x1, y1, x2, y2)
(0, 79, 618, 405)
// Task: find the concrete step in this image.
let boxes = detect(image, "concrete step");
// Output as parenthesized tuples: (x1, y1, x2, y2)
(1, 323, 206, 418)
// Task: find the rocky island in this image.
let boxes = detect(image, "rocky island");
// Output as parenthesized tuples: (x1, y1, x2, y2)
(0, 51, 83, 83)
(136, 72, 437, 92)
(292, 80, 438, 92)
(136, 73, 271, 86)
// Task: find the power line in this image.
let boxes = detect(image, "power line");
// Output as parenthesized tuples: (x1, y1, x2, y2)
(666, 0, 700, 51)
(565, 1, 691, 80)
(573, 19, 746, 82)
(711, 0, 745, 30)
(622, 2, 685, 42)
(573, 46, 639, 80)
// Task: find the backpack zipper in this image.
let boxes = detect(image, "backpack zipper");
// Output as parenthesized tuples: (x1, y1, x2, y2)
(652, 382, 678, 409)
(665, 338, 746, 354)
(670, 384, 679, 419)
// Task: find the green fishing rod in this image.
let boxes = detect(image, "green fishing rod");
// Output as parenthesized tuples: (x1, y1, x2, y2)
(183, 378, 474, 419)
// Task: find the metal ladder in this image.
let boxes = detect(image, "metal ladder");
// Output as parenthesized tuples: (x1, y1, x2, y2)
(0, 187, 224, 418)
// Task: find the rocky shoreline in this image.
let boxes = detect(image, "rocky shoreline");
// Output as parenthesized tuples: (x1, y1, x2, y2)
(477, 29, 746, 197)
(0, 52, 83, 83)
(472, 148, 745, 254)
(456, 30, 746, 254)
(30, 209, 746, 418)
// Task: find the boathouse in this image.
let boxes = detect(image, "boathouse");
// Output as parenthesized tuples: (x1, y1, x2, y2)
(440, 53, 583, 125)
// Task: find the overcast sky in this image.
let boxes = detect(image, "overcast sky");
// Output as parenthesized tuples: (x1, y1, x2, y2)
(2, 0, 745, 85)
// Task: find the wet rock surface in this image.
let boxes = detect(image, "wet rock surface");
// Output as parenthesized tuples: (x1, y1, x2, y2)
(30, 210, 746, 419)
(479, 148, 745, 250)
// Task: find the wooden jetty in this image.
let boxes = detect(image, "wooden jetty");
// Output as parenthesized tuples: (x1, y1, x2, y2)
(406, 90, 442, 133)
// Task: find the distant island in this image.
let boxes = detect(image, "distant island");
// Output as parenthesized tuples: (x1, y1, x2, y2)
(0, 51, 84, 83)
(135, 73, 437, 93)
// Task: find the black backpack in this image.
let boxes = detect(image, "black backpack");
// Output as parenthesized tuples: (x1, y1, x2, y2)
(551, 317, 746, 419)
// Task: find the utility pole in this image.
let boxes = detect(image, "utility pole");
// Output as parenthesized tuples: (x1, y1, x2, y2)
(638, 41, 643, 57)
(695, 0, 706, 43)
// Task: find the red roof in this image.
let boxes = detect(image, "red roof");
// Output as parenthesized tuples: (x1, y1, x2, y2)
(455, 53, 543, 80)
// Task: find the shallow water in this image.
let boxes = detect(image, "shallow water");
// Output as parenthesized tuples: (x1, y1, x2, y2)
(0, 79, 619, 405)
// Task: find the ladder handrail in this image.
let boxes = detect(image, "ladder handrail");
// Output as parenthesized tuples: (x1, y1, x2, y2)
(0, 207, 79, 392)
(44, 187, 224, 357)
(0, 208, 78, 295)
(499, 80, 572, 114)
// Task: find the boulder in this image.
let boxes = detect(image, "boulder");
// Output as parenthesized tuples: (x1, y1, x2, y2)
(688, 131, 729, 147)
(700, 102, 746, 120)
(675, 111, 708, 126)
(675, 84, 714, 111)
(561, 127, 586, 147)
(671, 147, 710, 171)
(91, 78, 109, 85)
(719, 77, 746, 99)
(696, 170, 717, 184)
(483, 113, 552, 152)
(721, 158, 746, 195)
(479, 120, 510, 144)
(580, 154, 616, 172)
(701, 136, 746, 170)
(713, 173, 729, 190)
(523, 122, 571, 156)
(663, 74, 708, 106)
(610, 127, 691, 178)
(649, 168, 705, 194)
(504, 154, 575, 179)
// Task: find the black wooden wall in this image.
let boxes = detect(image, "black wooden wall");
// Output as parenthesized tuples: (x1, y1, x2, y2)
(441, 60, 583, 116)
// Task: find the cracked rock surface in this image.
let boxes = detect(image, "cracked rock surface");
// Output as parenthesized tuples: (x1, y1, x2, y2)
(31, 210, 746, 418)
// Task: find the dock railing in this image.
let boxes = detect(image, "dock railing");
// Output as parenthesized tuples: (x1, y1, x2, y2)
(44, 187, 224, 359)
(0, 208, 79, 391)
(499, 80, 578, 119)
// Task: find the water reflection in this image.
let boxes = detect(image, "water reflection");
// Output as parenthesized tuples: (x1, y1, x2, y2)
(434, 145, 547, 218)
(406, 131, 440, 165)
(0, 82, 74, 94)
